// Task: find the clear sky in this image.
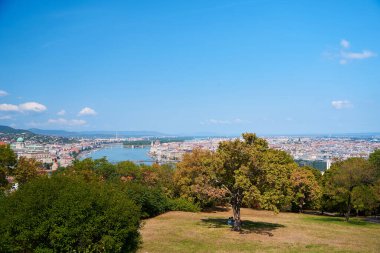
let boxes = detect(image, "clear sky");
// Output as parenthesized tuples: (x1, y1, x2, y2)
(0, 0, 379, 135)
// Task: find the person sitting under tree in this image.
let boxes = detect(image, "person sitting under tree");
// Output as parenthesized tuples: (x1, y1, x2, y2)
(227, 217, 234, 228)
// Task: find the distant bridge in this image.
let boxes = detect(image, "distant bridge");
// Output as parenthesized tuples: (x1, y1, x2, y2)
(132, 160, 178, 164)
(134, 160, 156, 163)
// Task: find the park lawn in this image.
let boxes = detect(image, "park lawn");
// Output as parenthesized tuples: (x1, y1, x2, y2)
(139, 208, 380, 253)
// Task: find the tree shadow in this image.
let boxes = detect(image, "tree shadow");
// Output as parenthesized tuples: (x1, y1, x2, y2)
(304, 216, 375, 226)
(202, 206, 230, 213)
(200, 218, 285, 236)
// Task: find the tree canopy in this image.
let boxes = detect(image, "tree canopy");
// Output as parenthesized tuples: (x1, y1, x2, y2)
(0, 176, 141, 252)
(174, 133, 303, 231)
(0, 145, 17, 191)
(324, 157, 378, 221)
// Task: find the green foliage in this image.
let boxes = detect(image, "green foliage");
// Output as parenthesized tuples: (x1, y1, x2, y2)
(167, 198, 201, 212)
(0, 145, 17, 190)
(290, 167, 322, 212)
(117, 182, 200, 217)
(216, 134, 297, 214)
(302, 166, 323, 183)
(174, 149, 227, 208)
(64, 159, 176, 198)
(60, 158, 189, 217)
(61, 158, 120, 182)
(119, 182, 169, 218)
(250, 148, 296, 212)
(369, 149, 380, 178)
(324, 158, 378, 220)
(295, 160, 327, 172)
(0, 167, 8, 190)
(352, 185, 379, 213)
(140, 163, 175, 196)
(320, 166, 342, 213)
(14, 157, 42, 185)
(116, 160, 143, 181)
(0, 144, 17, 171)
(175, 133, 299, 231)
(0, 176, 141, 252)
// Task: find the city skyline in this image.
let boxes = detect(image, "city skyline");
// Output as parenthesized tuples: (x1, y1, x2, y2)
(1, 0, 380, 135)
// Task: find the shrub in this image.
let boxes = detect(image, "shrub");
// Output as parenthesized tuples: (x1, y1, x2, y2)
(119, 183, 200, 218)
(167, 198, 200, 212)
(121, 182, 168, 218)
(0, 176, 141, 253)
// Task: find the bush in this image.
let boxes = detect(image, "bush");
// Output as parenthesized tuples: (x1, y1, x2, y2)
(167, 198, 200, 212)
(119, 183, 200, 218)
(0, 176, 141, 253)
(121, 182, 169, 218)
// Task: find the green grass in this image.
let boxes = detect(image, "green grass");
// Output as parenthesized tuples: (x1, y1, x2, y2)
(139, 208, 380, 253)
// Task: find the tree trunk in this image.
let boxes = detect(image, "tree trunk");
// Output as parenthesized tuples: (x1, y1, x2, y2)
(345, 194, 351, 222)
(299, 200, 304, 213)
(231, 190, 242, 231)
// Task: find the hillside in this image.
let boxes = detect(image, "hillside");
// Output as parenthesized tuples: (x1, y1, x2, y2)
(139, 208, 380, 253)
(29, 128, 166, 138)
(0, 125, 75, 144)
(0, 125, 33, 135)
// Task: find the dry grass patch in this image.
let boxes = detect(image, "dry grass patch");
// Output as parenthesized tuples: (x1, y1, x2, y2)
(139, 208, 380, 253)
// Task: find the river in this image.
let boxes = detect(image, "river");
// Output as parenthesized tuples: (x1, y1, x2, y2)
(80, 144, 154, 164)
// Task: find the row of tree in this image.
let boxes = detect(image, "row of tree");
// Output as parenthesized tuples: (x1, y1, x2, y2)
(173, 133, 380, 230)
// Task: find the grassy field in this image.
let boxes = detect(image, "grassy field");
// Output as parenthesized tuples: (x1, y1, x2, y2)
(139, 208, 380, 253)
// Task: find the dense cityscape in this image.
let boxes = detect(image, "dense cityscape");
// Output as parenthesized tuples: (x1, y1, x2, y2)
(2, 125, 380, 172)
(149, 136, 380, 169)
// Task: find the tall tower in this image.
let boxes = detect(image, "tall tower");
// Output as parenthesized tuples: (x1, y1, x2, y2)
(326, 159, 332, 170)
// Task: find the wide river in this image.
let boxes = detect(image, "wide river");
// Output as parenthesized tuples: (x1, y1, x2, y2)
(80, 144, 154, 164)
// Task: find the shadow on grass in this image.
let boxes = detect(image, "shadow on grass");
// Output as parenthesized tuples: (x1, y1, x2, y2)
(202, 206, 230, 213)
(304, 216, 375, 226)
(200, 218, 285, 236)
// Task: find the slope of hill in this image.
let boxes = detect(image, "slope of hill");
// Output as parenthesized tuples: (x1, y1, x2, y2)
(29, 128, 166, 138)
(28, 128, 77, 137)
(0, 125, 34, 135)
(139, 208, 380, 253)
(0, 125, 76, 144)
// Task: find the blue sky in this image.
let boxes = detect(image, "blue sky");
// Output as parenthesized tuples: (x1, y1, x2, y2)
(0, 0, 379, 135)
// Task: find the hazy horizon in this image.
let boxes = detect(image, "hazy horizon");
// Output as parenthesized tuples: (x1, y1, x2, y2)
(3, 124, 380, 138)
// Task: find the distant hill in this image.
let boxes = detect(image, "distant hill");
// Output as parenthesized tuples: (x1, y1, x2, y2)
(0, 126, 76, 144)
(29, 128, 77, 137)
(0, 125, 34, 135)
(81, 131, 166, 137)
(29, 128, 166, 138)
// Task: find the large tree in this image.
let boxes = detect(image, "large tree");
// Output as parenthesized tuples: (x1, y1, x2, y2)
(351, 185, 379, 215)
(14, 157, 42, 185)
(369, 149, 380, 178)
(325, 158, 376, 221)
(290, 167, 321, 212)
(0, 144, 17, 191)
(215, 133, 295, 231)
(174, 148, 227, 208)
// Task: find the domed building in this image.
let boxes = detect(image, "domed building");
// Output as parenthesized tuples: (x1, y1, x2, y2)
(11, 137, 54, 164)
(15, 137, 25, 149)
